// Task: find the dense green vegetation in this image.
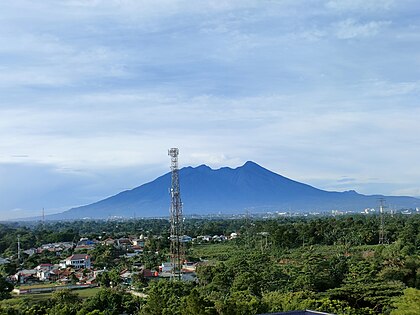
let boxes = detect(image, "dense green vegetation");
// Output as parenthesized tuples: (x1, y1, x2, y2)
(0, 288, 143, 314)
(0, 214, 418, 314)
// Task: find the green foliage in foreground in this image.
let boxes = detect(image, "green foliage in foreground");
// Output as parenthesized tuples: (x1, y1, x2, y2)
(0, 288, 144, 315)
(141, 280, 378, 315)
(0, 214, 418, 314)
(0, 276, 14, 300)
(391, 288, 420, 315)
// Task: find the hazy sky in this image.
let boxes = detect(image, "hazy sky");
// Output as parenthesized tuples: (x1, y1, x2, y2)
(1, 0, 419, 219)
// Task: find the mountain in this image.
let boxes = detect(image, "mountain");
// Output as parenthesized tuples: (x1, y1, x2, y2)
(47, 161, 420, 220)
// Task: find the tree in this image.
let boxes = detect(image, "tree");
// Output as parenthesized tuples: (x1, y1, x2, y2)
(262, 291, 316, 313)
(225, 290, 262, 315)
(391, 288, 420, 315)
(47, 289, 81, 315)
(0, 277, 13, 300)
(49, 289, 81, 305)
(79, 288, 142, 315)
(327, 280, 405, 313)
(142, 280, 193, 315)
(96, 269, 121, 288)
(181, 288, 217, 315)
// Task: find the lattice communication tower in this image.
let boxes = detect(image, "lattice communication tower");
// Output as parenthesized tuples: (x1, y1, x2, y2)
(168, 148, 184, 279)
(379, 198, 387, 244)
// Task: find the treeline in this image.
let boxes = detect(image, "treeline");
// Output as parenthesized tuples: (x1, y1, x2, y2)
(0, 288, 143, 315)
(0, 214, 419, 314)
(1, 214, 418, 252)
(141, 214, 419, 314)
(242, 214, 419, 250)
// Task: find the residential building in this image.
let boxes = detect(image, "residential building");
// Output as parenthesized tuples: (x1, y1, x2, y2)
(35, 263, 54, 281)
(116, 238, 132, 248)
(63, 254, 91, 269)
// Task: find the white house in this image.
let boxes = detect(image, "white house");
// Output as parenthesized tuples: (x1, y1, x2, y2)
(35, 263, 54, 281)
(230, 232, 238, 239)
(64, 254, 91, 269)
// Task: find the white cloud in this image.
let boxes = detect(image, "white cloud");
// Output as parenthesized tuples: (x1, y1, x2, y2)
(366, 80, 420, 96)
(189, 153, 240, 168)
(334, 19, 391, 39)
(326, 0, 395, 12)
(392, 187, 420, 197)
(0, 91, 418, 181)
(0, 0, 419, 217)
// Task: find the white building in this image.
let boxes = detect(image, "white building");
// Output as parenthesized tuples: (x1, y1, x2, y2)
(63, 254, 91, 269)
(35, 263, 54, 281)
(160, 262, 173, 273)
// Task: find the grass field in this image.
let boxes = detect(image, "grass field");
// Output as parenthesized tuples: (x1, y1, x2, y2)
(191, 242, 241, 260)
(17, 283, 64, 289)
(12, 287, 101, 302)
(77, 287, 101, 299)
(1, 287, 101, 311)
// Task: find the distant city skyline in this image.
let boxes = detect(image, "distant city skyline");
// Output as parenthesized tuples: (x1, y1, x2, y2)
(0, 1, 419, 219)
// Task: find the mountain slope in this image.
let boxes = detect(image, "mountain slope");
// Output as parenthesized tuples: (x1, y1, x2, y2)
(48, 161, 420, 219)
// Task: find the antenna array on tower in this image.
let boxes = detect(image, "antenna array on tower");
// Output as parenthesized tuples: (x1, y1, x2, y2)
(168, 148, 184, 280)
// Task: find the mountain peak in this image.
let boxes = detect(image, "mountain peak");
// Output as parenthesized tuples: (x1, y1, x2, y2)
(47, 161, 420, 220)
(243, 161, 260, 167)
(195, 164, 211, 170)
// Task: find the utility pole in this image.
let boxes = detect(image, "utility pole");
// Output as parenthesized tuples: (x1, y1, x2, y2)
(168, 148, 184, 280)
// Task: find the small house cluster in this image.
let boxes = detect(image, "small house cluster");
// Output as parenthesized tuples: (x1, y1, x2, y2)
(4, 231, 241, 290)
(194, 232, 238, 243)
(23, 242, 74, 256)
(9, 235, 148, 286)
(101, 235, 146, 253)
(12, 254, 92, 284)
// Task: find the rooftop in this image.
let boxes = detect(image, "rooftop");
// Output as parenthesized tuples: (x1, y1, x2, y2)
(67, 254, 90, 260)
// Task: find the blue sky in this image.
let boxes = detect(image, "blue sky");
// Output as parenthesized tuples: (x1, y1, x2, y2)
(0, 0, 419, 219)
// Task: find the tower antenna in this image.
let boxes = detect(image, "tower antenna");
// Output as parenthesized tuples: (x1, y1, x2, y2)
(168, 148, 184, 280)
(378, 198, 387, 244)
(42, 208, 45, 226)
(17, 234, 21, 266)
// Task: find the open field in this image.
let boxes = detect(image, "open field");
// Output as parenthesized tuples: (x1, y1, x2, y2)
(17, 283, 64, 290)
(12, 287, 101, 302)
(1, 287, 101, 312)
(190, 242, 241, 260)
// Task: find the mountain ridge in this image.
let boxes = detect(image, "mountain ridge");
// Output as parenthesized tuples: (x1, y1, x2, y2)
(45, 161, 420, 220)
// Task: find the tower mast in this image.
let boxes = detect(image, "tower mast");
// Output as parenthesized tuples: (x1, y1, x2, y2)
(168, 148, 184, 280)
(17, 234, 21, 266)
(379, 198, 386, 244)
